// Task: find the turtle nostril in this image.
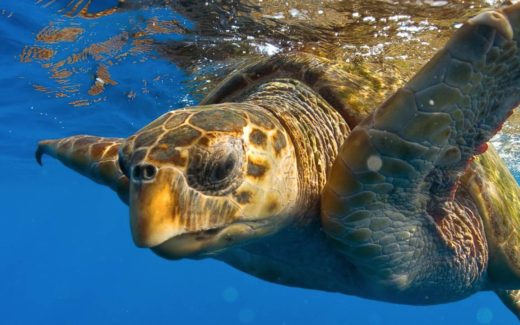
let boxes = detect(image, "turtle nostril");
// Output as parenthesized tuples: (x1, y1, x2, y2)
(132, 164, 157, 182)
(142, 164, 157, 181)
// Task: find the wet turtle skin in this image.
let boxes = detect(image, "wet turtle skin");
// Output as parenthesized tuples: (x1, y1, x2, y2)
(36, 4, 520, 319)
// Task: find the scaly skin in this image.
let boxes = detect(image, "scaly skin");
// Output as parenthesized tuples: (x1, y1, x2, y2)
(36, 3, 520, 319)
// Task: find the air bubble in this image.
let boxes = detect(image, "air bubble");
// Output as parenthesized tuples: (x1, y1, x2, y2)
(476, 307, 493, 324)
(367, 155, 383, 172)
(222, 286, 239, 303)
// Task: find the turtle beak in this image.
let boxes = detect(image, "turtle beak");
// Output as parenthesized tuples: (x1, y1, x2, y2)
(129, 166, 183, 247)
(128, 164, 242, 258)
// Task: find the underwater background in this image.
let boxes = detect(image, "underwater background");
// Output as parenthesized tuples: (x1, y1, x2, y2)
(1, 0, 519, 324)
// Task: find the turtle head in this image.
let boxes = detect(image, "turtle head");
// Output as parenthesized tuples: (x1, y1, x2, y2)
(119, 104, 299, 259)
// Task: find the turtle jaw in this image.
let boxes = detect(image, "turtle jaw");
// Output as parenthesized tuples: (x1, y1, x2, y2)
(150, 221, 265, 260)
(130, 167, 238, 247)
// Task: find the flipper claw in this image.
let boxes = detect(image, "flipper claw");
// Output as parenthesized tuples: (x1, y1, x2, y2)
(35, 140, 55, 166)
(35, 144, 44, 166)
(469, 10, 513, 40)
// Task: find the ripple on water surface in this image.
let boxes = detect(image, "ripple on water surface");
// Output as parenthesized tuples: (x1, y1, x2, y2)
(2, 0, 519, 179)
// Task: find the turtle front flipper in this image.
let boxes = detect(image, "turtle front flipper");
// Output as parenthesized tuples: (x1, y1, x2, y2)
(36, 136, 129, 203)
(322, 5, 520, 302)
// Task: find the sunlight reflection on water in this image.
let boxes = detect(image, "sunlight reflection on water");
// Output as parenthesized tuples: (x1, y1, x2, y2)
(4, 0, 520, 175)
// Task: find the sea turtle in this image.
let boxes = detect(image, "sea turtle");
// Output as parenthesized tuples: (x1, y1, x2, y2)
(36, 3, 520, 319)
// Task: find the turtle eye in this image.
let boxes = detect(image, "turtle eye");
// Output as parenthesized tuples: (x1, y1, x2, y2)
(187, 139, 244, 195)
(211, 155, 237, 181)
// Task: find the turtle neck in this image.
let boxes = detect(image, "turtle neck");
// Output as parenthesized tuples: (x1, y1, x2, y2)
(242, 78, 350, 223)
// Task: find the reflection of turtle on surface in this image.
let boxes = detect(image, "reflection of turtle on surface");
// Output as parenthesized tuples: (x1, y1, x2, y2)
(37, 4, 520, 319)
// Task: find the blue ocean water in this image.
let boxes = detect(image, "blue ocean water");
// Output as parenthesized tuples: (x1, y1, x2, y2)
(1, 1, 519, 324)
